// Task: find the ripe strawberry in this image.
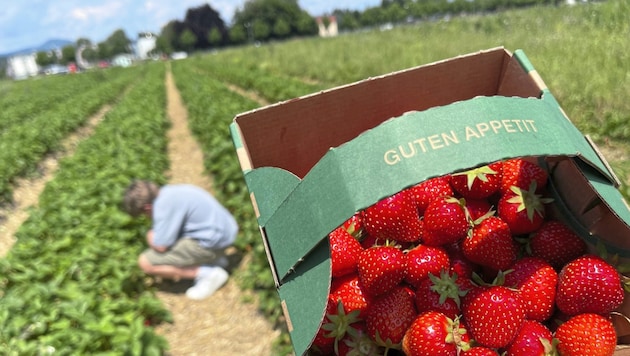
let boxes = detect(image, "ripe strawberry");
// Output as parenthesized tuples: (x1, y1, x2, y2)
(422, 197, 470, 246)
(462, 347, 500, 355)
(404, 244, 450, 288)
(313, 296, 362, 355)
(450, 161, 503, 200)
(415, 271, 466, 319)
(554, 313, 617, 356)
(463, 285, 526, 349)
(463, 215, 517, 271)
(329, 226, 363, 278)
(402, 311, 470, 356)
(500, 158, 548, 194)
(502, 319, 555, 356)
(503, 257, 557, 321)
(357, 244, 406, 297)
(464, 199, 493, 221)
(311, 295, 338, 354)
(361, 189, 422, 243)
(365, 286, 417, 350)
(330, 274, 370, 318)
(556, 254, 624, 316)
(497, 183, 552, 235)
(342, 212, 365, 240)
(527, 220, 586, 270)
(408, 176, 454, 216)
(444, 241, 480, 281)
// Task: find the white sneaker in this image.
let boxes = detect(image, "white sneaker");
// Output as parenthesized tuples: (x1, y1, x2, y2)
(186, 266, 229, 300)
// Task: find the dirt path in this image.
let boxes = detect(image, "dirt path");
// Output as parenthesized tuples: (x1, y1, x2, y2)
(154, 68, 280, 356)
(0, 104, 112, 257)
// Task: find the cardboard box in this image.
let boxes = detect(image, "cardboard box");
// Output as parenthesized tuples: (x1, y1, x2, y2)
(230, 47, 630, 355)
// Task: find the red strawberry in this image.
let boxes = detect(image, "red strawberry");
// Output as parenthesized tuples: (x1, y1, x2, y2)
(462, 346, 500, 355)
(311, 295, 338, 354)
(402, 311, 471, 356)
(422, 197, 470, 246)
(464, 199, 494, 221)
(497, 183, 552, 235)
(362, 189, 422, 243)
(503, 257, 557, 322)
(342, 212, 365, 240)
(500, 158, 548, 194)
(502, 319, 555, 356)
(330, 274, 370, 318)
(415, 271, 467, 319)
(365, 286, 417, 350)
(450, 161, 503, 200)
(556, 254, 624, 316)
(554, 313, 617, 356)
(527, 220, 586, 270)
(313, 296, 362, 355)
(463, 215, 517, 271)
(357, 244, 406, 297)
(408, 176, 454, 216)
(444, 241, 480, 281)
(329, 226, 363, 278)
(463, 285, 526, 349)
(404, 244, 450, 288)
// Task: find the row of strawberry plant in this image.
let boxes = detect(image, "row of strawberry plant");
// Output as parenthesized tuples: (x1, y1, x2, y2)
(187, 54, 327, 103)
(0, 68, 137, 204)
(170, 60, 293, 353)
(0, 70, 128, 133)
(0, 62, 172, 354)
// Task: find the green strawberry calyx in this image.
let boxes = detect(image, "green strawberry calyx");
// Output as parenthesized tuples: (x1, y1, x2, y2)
(507, 182, 553, 221)
(452, 165, 498, 190)
(428, 270, 468, 308)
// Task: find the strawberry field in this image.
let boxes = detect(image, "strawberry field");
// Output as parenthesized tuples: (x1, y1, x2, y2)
(0, 0, 629, 355)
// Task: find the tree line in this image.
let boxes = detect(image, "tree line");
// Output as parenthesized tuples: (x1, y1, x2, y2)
(35, 0, 579, 66)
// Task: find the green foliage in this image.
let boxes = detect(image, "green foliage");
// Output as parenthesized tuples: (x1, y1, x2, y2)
(179, 29, 197, 51)
(232, 0, 317, 42)
(0, 62, 171, 354)
(98, 29, 132, 58)
(0, 68, 135, 205)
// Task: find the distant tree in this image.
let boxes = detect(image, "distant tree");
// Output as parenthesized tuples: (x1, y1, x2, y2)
(59, 45, 76, 64)
(360, 6, 387, 27)
(98, 29, 132, 58)
(76, 38, 92, 47)
(252, 19, 271, 40)
(382, 2, 407, 22)
(182, 4, 227, 49)
(229, 25, 248, 44)
(333, 10, 362, 31)
(156, 21, 179, 54)
(208, 28, 222, 47)
(35, 51, 56, 66)
(179, 29, 197, 51)
(232, 0, 317, 42)
(273, 17, 291, 38)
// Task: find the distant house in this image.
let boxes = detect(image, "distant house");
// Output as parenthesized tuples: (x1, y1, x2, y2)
(111, 53, 134, 67)
(135, 32, 157, 60)
(7, 53, 39, 80)
(317, 16, 338, 38)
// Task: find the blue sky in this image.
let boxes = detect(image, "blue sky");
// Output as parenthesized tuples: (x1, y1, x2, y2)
(0, 0, 380, 54)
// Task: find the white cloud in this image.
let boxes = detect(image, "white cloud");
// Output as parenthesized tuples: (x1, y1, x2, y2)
(70, 2, 123, 22)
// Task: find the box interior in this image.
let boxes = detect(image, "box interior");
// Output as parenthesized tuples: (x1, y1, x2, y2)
(234, 47, 542, 179)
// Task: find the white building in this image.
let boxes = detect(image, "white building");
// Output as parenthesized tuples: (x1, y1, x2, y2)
(136, 32, 157, 60)
(7, 53, 39, 80)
